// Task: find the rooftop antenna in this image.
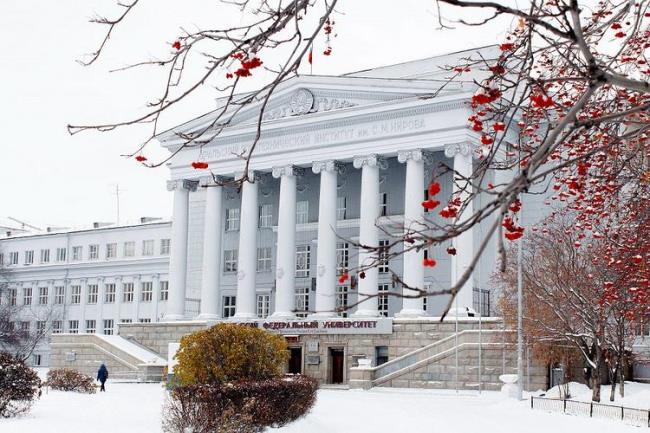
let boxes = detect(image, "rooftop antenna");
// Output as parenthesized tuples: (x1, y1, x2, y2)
(112, 185, 125, 225)
(7, 217, 42, 232)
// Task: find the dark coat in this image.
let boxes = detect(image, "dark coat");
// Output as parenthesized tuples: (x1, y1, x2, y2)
(97, 364, 109, 383)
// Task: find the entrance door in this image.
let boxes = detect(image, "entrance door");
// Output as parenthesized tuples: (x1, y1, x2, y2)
(330, 348, 345, 384)
(288, 347, 302, 374)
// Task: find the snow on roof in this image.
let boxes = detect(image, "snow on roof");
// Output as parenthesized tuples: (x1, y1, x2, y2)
(95, 334, 166, 365)
(0, 218, 171, 240)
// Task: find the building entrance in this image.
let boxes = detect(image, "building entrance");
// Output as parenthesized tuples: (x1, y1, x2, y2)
(288, 347, 302, 374)
(329, 348, 345, 384)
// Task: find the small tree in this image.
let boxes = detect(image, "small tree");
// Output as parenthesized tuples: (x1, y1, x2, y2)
(0, 352, 41, 418)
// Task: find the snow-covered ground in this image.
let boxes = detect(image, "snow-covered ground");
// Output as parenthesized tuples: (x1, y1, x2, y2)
(1, 381, 647, 433)
(544, 381, 650, 409)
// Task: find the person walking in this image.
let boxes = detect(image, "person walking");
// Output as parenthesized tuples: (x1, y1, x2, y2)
(97, 363, 109, 392)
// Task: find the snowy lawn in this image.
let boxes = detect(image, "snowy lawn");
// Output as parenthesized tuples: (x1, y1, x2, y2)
(1, 381, 647, 433)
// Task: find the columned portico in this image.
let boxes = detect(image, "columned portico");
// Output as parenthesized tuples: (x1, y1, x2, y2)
(198, 177, 225, 319)
(397, 149, 431, 317)
(165, 179, 198, 321)
(352, 154, 386, 317)
(271, 165, 303, 318)
(233, 172, 260, 320)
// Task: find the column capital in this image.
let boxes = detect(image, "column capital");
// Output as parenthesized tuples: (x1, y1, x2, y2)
(167, 179, 199, 192)
(397, 149, 434, 164)
(444, 143, 473, 158)
(312, 160, 345, 175)
(353, 154, 388, 170)
(199, 175, 228, 187)
(234, 170, 262, 182)
(271, 165, 304, 179)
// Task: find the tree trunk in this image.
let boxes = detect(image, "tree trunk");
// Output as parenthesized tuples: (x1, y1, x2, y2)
(592, 369, 602, 402)
(609, 366, 618, 402)
(619, 361, 625, 398)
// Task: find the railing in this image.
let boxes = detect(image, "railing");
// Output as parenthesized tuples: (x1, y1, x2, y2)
(531, 396, 650, 427)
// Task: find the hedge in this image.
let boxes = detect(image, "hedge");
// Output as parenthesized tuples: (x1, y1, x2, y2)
(45, 368, 96, 393)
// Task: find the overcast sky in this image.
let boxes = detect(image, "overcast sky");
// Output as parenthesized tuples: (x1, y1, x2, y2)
(1, 0, 512, 229)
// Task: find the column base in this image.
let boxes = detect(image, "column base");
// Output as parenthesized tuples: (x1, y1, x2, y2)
(163, 314, 186, 322)
(352, 309, 380, 318)
(270, 311, 296, 319)
(230, 312, 258, 321)
(396, 309, 426, 318)
(308, 311, 337, 319)
(196, 313, 220, 320)
(446, 306, 477, 317)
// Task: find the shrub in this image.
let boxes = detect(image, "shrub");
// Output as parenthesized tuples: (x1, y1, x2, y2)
(173, 323, 289, 385)
(162, 375, 318, 433)
(45, 368, 96, 394)
(0, 352, 41, 418)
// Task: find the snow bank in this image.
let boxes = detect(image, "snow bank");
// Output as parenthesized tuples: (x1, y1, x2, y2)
(95, 334, 166, 365)
(542, 381, 650, 410)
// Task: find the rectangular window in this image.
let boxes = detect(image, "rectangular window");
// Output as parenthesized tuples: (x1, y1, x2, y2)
(295, 245, 311, 278)
(54, 286, 65, 304)
(122, 283, 134, 302)
(36, 321, 46, 334)
(378, 284, 389, 317)
(9, 251, 19, 265)
(24, 250, 34, 265)
(88, 244, 99, 260)
(56, 247, 67, 262)
(423, 296, 427, 312)
(140, 281, 153, 302)
(68, 320, 79, 334)
(70, 285, 81, 304)
(106, 243, 117, 259)
(38, 287, 48, 305)
(72, 246, 82, 261)
(294, 287, 310, 318)
(224, 250, 238, 273)
(379, 192, 388, 217)
(123, 241, 135, 257)
(20, 321, 30, 332)
(378, 239, 390, 274)
(336, 196, 347, 220)
(336, 242, 349, 273)
(23, 287, 32, 305)
(376, 346, 389, 366)
(104, 284, 116, 303)
(160, 281, 169, 301)
(9, 289, 17, 306)
(139, 318, 151, 323)
(259, 204, 273, 228)
(256, 247, 272, 272)
(257, 294, 270, 319)
(226, 208, 240, 231)
(296, 200, 309, 224)
(85, 320, 96, 334)
(160, 239, 171, 255)
(0, 253, 4, 265)
(32, 354, 42, 367)
(52, 320, 63, 334)
(336, 285, 348, 318)
(222, 296, 236, 318)
(87, 284, 98, 304)
(40, 249, 50, 264)
(142, 240, 154, 256)
(473, 288, 491, 317)
(103, 319, 114, 335)
(120, 319, 132, 324)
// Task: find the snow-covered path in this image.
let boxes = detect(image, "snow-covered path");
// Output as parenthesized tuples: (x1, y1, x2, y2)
(0, 382, 644, 433)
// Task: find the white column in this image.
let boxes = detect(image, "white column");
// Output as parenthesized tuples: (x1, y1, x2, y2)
(164, 179, 198, 321)
(133, 275, 141, 322)
(79, 278, 87, 330)
(115, 277, 122, 323)
(445, 143, 475, 316)
(198, 177, 224, 319)
(152, 274, 160, 322)
(97, 277, 104, 325)
(311, 160, 342, 317)
(233, 172, 260, 320)
(397, 149, 431, 317)
(271, 165, 303, 318)
(352, 154, 385, 317)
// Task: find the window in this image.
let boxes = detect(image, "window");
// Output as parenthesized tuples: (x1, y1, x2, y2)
(52, 320, 63, 334)
(88, 244, 99, 260)
(139, 318, 151, 324)
(336, 285, 349, 318)
(36, 321, 46, 334)
(103, 319, 114, 335)
(120, 319, 133, 324)
(160, 281, 169, 301)
(20, 321, 30, 332)
(0, 253, 3, 265)
(222, 296, 236, 318)
(379, 192, 388, 217)
(226, 208, 240, 231)
(257, 247, 272, 272)
(56, 247, 67, 262)
(85, 320, 96, 334)
(378, 284, 389, 317)
(423, 296, 427, 312)
(9, 251, 19, 265)
(337, 242, 349, 273)
(160, 239, 171, 255)
(142, 240, 154, 256)
(71, 285, 81, 304)
(87, 284, 98, 304)
(24, 250, 34, 265)
(473, 288, 491, 317)
(104, 284, 116, 303)
(38, 287, 48, 305)
(40, 249, 50, 264)
(257, 294, 270, 318)
(141, 281, 153, 302)
(72, 246, 82, 261)
(9, 289, 17, 306)
(259, 204, 273, 228)
(295, 245, 311, 278)
(106, 243, 117, 259)
(122, 283, 134, 302)
(378, 239, 390, 274)
(375, 346, 389, 366)
(296, 200, 309, 224)
(68, 320, 79, 334)
(224, 250, 238, 273)
(32, 354, 42, 367)
(336, 196, 347, 220)
(23, 287, 32, 305)
(294, 287, 310, 318)
(124, 241, 135, 257)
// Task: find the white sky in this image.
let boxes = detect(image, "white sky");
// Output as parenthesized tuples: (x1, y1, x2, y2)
(0, 0, 512, 229)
